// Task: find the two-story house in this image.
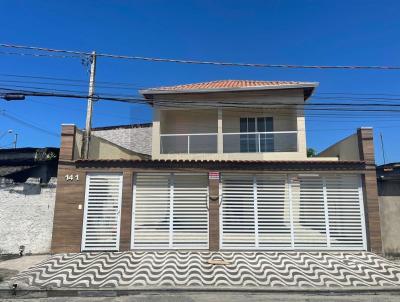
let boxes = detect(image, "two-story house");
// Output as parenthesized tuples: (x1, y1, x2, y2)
(51, 80, 381, 254)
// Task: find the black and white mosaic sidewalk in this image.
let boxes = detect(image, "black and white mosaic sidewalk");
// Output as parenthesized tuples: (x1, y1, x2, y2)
(11, 252, 400, 289)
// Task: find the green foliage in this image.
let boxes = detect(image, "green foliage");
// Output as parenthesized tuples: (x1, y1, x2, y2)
(307, 148, 317, 157)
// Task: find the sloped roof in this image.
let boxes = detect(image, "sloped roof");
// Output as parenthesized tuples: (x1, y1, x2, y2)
(140, 80, 318, 100)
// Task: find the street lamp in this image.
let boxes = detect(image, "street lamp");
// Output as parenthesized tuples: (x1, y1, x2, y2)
(0, 129, 13, 140)
(1, 93, 25, 101)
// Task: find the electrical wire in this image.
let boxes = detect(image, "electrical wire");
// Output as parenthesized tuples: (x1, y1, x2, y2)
(2, 73, 400, 100)
(0, 73, 145, 87)
(5, 87, 400, 114)
(0, 110, 60, 137)
(1, 43, 400, 70)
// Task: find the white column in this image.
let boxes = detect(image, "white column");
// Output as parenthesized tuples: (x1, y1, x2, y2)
(297, 108, 307, 158)
(152, 107, 161, 159)
(217, 108, 223, 154)
(253, 175, 259, 248)
(322, 176, 331, 248)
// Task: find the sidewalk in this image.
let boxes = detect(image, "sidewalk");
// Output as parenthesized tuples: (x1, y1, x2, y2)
(0, 254, 50, 287)
(7, 251, 400, 290)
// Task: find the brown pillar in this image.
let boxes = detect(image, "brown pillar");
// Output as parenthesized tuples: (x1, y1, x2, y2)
(358, 127, 382, 254)
(59, 124, 76, 161)
(119, 171, 133, 251)
(52, 124, 87, 253)
(208, 173, 220, 250)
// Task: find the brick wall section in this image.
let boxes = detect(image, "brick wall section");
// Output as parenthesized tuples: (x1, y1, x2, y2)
(357, 127, 382, 254)
(120, 171, 133, 251)
(51, 164, 86, 253)
(59, 124, 76, 161)
(51, 125, 85, 253)
(208, 177, 220, 250)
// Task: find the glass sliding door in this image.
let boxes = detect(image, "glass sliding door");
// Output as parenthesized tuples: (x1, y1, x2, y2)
(240, 117, 274, 152)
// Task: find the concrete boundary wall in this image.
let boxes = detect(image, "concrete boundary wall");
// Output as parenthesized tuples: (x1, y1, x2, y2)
(0, 178, 56, 254)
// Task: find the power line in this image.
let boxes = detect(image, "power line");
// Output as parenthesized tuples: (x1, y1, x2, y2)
(5, 81, 400, 104)
(0, 73, 145, 87)
(0, 79, 144, 90)
(28, 97, 400, 121)
(1, 43, 400, 70)
(6, 88, 400, 118)
(3, 73, 400, 99)
(0, 110, 59, 137)
(0, 50, 81, 59)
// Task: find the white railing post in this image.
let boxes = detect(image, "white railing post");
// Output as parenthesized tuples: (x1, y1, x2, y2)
(218, 109, 223, 154)
(187, 135, 190, 154)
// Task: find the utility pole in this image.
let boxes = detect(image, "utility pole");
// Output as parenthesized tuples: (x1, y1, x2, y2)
(380, 132, 386, 165)
(82, 51, 97, 159)
(13, 133, 18, 149)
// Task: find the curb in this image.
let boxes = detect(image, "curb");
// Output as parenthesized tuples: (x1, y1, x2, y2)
(2, 286, 400, 299)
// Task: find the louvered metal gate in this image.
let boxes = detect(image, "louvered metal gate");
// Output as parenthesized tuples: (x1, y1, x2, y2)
(81, 173, 123, 251)
(220, 173, 366, 250)
(132, 173, 209, 249)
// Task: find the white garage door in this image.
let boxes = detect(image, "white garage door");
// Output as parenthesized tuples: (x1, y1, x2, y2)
(81, 173, 123, 251)
(220, 173, 366, 250)
(132, 173, 209, 249)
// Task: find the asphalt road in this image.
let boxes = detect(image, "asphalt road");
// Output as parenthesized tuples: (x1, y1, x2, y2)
(2, 292, 400, 302)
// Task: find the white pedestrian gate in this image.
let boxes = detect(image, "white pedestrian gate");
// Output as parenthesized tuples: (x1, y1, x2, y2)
(81, 173, 123, 251)
(132, 173, 209, 249)
(220, 173, 366, 250)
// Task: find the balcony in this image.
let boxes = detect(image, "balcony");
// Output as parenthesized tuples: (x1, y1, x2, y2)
(160, 131, 298, 154)
(160, 133, 218, 154)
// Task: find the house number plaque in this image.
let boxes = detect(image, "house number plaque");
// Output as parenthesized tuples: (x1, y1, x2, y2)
(65, 174, 79, 181)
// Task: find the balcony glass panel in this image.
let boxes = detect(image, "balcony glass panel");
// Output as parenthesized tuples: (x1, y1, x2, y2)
(160, 134, 217, 154)
(223, 132, 298, 153)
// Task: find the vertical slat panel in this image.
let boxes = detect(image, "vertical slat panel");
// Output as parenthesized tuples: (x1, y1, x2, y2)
(133, 173, 208, 249)
(133, 173, 171, 248)
(221, 173, 366, 250)
(257, 174, 291, 248)
(82, 173, 123, 251)
(293, 175, 328, 248)
(221, 174, 255, 248)
(173, 173, 209, 249)
(326, 175, 365, 249)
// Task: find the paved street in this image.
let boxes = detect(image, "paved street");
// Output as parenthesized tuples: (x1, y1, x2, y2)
(2, 292, 400, 302)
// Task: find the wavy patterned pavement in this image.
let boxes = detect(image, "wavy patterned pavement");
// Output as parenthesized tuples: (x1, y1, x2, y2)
(11, 252, 400, 289)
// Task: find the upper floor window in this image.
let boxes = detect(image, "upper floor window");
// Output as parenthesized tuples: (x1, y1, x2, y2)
(240, 117, 274, 152)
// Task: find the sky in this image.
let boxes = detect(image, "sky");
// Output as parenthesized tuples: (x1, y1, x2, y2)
(0, 0, 399, 164)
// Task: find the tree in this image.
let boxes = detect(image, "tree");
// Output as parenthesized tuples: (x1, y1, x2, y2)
(307, 148, 317, 157)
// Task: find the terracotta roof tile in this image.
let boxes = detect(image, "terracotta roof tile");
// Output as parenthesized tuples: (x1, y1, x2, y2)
(144, 80, 316, 92)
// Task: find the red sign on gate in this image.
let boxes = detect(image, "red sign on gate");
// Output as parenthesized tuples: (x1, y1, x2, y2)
(209, 171, 220, 180)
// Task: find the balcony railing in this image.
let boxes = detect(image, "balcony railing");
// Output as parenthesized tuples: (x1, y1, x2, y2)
(223, 131, 298, 153)
(160, 131, 298, 154)
(160, 133, 218, 154)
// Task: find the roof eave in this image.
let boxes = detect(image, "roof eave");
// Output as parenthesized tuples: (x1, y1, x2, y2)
(140, 82, 319, 100)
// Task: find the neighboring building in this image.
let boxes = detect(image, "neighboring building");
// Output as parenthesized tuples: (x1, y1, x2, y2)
(376, 163, 400, 257)
(0, 147, 59, 183)
(51, 80, 381, 254)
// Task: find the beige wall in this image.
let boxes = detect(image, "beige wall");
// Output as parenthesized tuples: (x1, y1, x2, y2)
(73, 129, 146, 160)
(160, 109, 218, 134)
(317, 133, 360, 161)
(152, 89, 308, 161)
(379, 196, 400, 257)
